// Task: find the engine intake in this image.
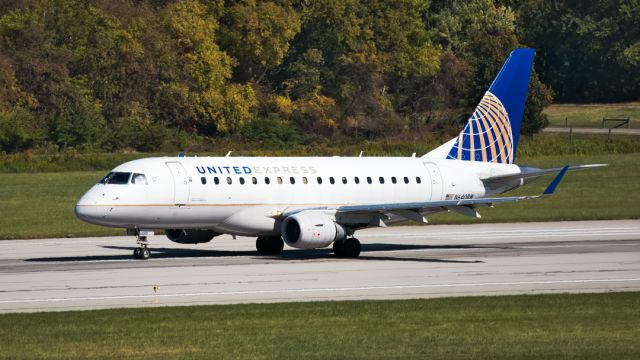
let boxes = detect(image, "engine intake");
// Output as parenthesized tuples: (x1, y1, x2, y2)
(165, 229, 219, 244)
(281, 213, 346, 249)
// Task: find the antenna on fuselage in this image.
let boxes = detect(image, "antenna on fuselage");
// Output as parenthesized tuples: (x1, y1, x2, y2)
(359, 151, 364, 157)
(411, 152, 416, 158)
(225, 151, 232, 157)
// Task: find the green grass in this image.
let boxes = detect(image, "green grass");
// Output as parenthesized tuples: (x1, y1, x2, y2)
(0, 293, 638, 359)
(544, 102, 640, 128)
(0, 152, 639, 239)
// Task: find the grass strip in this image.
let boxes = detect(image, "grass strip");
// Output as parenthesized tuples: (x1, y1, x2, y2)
(0, 292, 638, 359)
(2, 133, 640, 173)
(544, 102, 640, 128)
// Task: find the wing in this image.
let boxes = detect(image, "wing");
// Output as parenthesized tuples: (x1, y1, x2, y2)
(332, 165, 570, 226)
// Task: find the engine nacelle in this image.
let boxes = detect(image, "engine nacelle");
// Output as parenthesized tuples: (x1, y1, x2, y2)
(165, 229, 219, 244)
(281, 213, 346, 249)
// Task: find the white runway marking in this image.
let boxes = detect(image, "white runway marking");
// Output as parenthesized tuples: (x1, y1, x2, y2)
(2, 278, 639, 305)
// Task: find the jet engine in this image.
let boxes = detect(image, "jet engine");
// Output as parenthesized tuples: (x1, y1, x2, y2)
(165, 229, 219, 244)
(281, 213, 346, 249)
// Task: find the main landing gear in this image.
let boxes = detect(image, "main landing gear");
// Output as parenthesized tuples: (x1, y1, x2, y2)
(333, 237, 361, 258)
(256, 236, 284, 255)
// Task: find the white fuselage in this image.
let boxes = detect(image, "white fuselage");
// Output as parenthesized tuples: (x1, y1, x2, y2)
(75, 156, 520, 236)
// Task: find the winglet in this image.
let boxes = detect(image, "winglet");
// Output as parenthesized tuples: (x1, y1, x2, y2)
(543, 165, 569, 196)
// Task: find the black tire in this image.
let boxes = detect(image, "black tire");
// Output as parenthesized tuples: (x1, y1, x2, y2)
(256, 237, 268, 254)
(133, 248, 141, 259)
(333, 240, 345, 257)
(343, 238, 361, 258)
(140, 248, 150, 260)
(267, 236, 284, 254)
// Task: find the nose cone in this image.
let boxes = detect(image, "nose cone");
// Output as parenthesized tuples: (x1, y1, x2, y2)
(75, 189, 104, 224)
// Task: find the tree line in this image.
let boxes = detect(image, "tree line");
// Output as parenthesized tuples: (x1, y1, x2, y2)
(0, 0, 638, 153)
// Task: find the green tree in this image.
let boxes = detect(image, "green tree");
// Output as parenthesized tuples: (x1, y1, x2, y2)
(0, 108, 42, 152)
(157, 0, 256, 133)
(514, 0, 640, 102)
(51, 78, 106, 149)
(219, 0, 302, 83)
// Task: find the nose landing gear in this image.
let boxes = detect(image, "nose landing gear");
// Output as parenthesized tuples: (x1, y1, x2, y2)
(130, 229, 152, 260)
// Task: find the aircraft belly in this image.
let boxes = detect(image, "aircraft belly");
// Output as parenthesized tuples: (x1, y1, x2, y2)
(84, 205, 231, 229)
(215, 206, 279, 236)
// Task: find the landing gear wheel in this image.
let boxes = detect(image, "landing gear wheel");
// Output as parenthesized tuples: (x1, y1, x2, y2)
(256, 236, 284, 255)
(343, 238, 361, 258)
(267, 236, 284, 254)
(133, 247, 150, 260)
(256, 237, 268, 254)
(333, 240, 345, 257)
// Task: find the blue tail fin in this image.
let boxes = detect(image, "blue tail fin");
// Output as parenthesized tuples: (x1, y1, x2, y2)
(444, 48, 535, 164)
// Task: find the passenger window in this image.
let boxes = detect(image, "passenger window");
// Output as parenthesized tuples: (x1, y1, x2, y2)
(277, 177, 283, 184)
(391, 176, 397, 184)
(379, 176, 385, 184)
(131, 173, 147, 185)
(342, 177, 347, 184)
(100, 172, 132, 185)
(265, 177, 271, 185)
(317, 177, 323, 184)
(367, 177, 372, 184)
(200, 177, 206, 185)
(239, 177, 245, 185)
(354, 177, 360, 184)
(416, 176, 422, 184)
(214, 177, 220, 185)
(329, 177, 335, 184)
(404, 176, 409, 184)
(302, 177, 308, 184)
(290, 177, 295, 184)
(227, 177, 232, 185)
(252, 177, 257, 184)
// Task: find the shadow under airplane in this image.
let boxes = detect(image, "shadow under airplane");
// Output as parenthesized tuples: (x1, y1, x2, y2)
(24, 243, 488, 264)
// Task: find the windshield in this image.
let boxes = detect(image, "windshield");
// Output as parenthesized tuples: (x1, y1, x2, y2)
(99, 172, 131, 185)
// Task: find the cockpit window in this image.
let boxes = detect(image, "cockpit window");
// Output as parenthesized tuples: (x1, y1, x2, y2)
(100, 172, 132, 185)
(131, 173, 148, 185)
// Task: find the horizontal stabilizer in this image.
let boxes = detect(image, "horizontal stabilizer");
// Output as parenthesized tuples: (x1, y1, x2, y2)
(481, 164, 607, 193)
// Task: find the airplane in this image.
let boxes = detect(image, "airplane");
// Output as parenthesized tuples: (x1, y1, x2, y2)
(75, 48, 604, 260)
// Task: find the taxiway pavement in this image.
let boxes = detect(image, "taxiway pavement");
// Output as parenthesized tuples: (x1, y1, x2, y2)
(1, 220, 639, 313)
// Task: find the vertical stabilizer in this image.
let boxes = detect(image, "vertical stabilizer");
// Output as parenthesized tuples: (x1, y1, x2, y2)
(424, 48, 535, 164)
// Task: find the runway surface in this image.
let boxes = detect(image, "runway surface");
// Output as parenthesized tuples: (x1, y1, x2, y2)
(1, 220, 639, 313)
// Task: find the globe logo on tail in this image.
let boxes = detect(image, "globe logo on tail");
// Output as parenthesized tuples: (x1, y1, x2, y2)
(446, 91, 514, 164)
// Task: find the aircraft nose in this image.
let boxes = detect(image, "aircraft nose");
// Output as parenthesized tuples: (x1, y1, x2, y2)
(75, 191, 104, 222)
(74, 204, 97, 221)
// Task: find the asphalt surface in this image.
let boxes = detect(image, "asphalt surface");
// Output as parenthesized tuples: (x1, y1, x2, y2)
(1, 220, 639, 313)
